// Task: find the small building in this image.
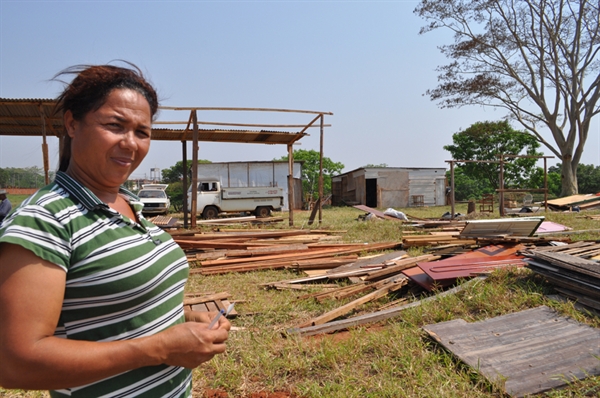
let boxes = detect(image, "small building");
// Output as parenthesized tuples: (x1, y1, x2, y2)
(332, 167, 447, 208)
(196, 161, 303, 210)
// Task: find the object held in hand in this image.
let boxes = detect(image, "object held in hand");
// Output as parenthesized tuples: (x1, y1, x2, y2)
(207, 303, 235, 329)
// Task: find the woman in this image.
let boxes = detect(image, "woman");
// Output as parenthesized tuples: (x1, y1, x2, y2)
(0, 63, 229, 397)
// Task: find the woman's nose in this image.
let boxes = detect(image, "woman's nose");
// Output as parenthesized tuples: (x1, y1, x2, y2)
(120, 131, 138, 150)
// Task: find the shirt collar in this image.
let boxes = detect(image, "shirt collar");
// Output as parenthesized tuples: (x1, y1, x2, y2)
(54, 171, 140, 211)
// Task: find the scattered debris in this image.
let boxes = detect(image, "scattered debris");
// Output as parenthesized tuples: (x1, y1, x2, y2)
(286, 277, 485, 337)
(383, 208, 408, 221)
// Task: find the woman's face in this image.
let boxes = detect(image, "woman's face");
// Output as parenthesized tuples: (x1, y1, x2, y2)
(64, 88, 152, 192)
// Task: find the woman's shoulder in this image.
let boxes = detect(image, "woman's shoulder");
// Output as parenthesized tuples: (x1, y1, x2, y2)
(16, 181, 78, 213)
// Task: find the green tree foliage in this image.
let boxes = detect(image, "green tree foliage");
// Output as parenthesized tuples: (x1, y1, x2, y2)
(275, 149, 344, 201)
(165, 181, 185, 212)
(549, 163, 600, 195)
(444, 121, 543, 191)
(528, 167, 562, 198)
(448, 167, 495, 201)
(0, 167, 52, 188)
(415, 0, 600, 196)
(161, 160, 211, 184)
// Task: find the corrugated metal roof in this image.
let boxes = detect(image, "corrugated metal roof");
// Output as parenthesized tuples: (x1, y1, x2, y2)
(0, 98, 314, 145)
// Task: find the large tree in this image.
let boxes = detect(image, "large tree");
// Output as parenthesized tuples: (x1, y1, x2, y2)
(444, 120, 543, 189)
(415, 0, 600, 196)
(276, 149, 344, 201)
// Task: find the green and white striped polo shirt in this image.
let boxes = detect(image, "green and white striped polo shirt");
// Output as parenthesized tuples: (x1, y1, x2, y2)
(0, 171, 192, 397)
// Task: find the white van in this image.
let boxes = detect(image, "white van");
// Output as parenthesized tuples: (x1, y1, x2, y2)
(138, 184, 170, 215)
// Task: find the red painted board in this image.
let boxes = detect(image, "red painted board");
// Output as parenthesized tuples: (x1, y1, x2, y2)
(402, 266, 454, 291)
(418, 245, 526, 281)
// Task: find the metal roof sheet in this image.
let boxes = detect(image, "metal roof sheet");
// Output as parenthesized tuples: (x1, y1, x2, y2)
(0, 98, 314, 145)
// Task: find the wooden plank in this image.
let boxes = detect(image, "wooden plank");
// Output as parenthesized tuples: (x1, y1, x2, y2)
(190, 303, 208, 312)
(224, 243, 309, 257)
(183, 291, 231, 305)
(296, 279, 407, 328)
(326, 250, 408, 274)
(362, 254, 439, 282)
(422, 306, 600, 397)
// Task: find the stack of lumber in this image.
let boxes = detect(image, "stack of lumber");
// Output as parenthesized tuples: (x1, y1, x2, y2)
(194, 242, 401, 275)
(526, 240, 600, 259)
(523, 250, 600, 311)
(170, 228, 401, 275)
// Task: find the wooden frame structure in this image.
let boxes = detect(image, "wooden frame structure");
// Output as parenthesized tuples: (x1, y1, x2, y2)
(446, 155, 554, 218)
(0, 99, 333, 227)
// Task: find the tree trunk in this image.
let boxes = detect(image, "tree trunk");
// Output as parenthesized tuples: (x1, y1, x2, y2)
(560, 160, 578, 197)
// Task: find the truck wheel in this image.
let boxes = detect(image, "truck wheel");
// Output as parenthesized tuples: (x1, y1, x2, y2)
(202, 206, 219, 219)
(255, 206, 271, 218)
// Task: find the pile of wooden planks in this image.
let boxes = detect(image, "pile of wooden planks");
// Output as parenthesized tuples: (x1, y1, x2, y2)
(170, 228, 401, 275)
(523, 249, 600, 312)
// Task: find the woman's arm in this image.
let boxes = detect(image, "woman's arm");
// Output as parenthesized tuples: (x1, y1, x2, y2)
(0, 243, 228, 390)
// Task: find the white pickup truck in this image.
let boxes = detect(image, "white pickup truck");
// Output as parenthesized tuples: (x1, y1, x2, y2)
(187, 180, 284, 219)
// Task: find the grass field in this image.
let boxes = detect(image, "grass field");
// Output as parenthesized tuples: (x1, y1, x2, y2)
(1, 201, 599, 397)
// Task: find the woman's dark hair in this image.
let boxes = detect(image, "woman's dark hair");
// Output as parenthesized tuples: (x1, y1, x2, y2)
(53, 61, 159, 172)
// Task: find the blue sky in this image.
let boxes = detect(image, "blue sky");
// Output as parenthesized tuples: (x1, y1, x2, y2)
(1, 0, 599, 180)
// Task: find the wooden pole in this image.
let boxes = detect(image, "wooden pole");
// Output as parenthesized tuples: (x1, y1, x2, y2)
(544, 157, 548, 213)
(499, 155, 505, 216)
(450, 161, 455, 219)
(39, 107, 49, 184)
(288, 144, 294, 227)
(318, 114, 324, 225)
(182, 141, 188, 229)
(191, 111, 199, 228)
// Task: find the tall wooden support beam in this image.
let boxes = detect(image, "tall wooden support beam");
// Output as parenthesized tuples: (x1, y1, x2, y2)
(318, 114, 324, 225)
(287, 143, 294, 226)
(544, 157, 548, 212)
(191, 111, 199, 229)
(182, 140, 188, 229)
(450, 161, 455, 219)
(39, 107, 49, 184)
(499, 155, 505, 216)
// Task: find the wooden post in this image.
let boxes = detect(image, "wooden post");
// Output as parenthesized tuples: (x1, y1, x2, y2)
(182, 141, 188, 229)
(318, 114, 324, 225)
(450, 161, 455, 219)
(499, 155, 505, 216)
(39, 107, 50, 184)
(287, 144, 294, 227)
(544, 157, 548, 213)
(191, 111, 199, 229)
